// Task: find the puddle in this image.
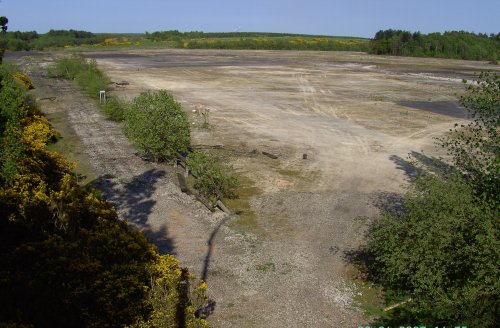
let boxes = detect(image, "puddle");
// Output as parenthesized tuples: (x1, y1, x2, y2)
(397, 100, 469, 118)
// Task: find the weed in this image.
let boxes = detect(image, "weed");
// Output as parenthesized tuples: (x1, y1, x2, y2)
(255, 262, 276, 273)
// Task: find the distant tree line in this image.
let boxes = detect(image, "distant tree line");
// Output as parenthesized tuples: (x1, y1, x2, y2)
(147, 30, 340, 41)
(370, 29, 500, 61)
(4, 29, 105, 50)
(146, 30, 369, 52)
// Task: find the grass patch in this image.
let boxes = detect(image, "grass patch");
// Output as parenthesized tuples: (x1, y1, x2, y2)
(346, 265, 387, 319)
(255, 261, 276, 273)
(45, 110, 97, 186)
(226, 175, 262, 233)
(276, 168, 300, 178)
(47, 55, 126, 121)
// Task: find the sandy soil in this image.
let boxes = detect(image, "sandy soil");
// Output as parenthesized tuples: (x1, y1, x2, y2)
(15, 50, 499, 327)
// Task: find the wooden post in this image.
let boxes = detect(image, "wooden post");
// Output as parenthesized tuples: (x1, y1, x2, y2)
(215, 200, 231, 214)
(99, 90, 106, 103)
(177, 173, 189, 193)
(383, 298, 412, 312)
(262, 151, 278, 159)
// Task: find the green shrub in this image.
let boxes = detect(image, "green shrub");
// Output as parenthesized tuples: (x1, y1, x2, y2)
(73, 59, 110, 98)
(186, 151, 238, 200)
(124, 90, 190, 161)
(102, 96, 125, 121)
(47, 55, 88, 79)
(48, 56, 110, 98)
(47, 55, 127, 121)
(366, 174, 498, 327)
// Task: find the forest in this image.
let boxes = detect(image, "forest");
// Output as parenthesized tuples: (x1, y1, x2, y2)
(370, 29, 500, 61)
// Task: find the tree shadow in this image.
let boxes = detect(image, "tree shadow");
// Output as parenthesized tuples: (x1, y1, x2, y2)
(90, 169, 176, 254)
(343, 247, 378, 282)
(192, 213, 237, 321)
(343, 151, 455, 279)
(201, 213, 236, 282)
(390, 151, 454, 183)
(389, 154, 425, 181)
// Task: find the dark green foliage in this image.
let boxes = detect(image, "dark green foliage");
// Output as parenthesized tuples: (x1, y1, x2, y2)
(148, 30, 337, 41)
(367, 175, 499, 327)
(0, 189, 156, 328)
(0, 16, 8, 64)
(186, 151, 238, 200)
(0, 17, 8, 33)
(370, 29, 500, 61)
(4, 29, 104, 50)
(440, 72, 499, 202)
(124, 90, 190, 161)
(0, 63, 32, 184)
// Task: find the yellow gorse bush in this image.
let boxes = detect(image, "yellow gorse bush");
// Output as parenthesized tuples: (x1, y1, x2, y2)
(13, 72, 34, 89)
(21, 115, 57, 150)
(96, 37, 134, 47)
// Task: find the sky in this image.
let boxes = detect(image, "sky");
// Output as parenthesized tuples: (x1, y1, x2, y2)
(0, 0, 499, 38)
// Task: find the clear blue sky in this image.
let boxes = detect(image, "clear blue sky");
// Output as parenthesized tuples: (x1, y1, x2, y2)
(1, 0, 499, 38)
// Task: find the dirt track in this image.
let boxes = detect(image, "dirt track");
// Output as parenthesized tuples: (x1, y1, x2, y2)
(17, 50, 499, 327)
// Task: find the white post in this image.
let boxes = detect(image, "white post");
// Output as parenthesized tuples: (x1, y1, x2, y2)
(99, 90, 106, 103)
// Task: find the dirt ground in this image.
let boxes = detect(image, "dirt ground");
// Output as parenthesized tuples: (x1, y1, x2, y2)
(12, 50, 499, 327)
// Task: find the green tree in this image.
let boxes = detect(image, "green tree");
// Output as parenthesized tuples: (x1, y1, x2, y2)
(367, 175, 498, 327)
(440, 72, 499, 201)
(124, 90, 190, 161)
(0, 17, 8, 33)
(364, 72, 500, 327)
(0, 16, 8, 64)
(369, 29, 500, 61)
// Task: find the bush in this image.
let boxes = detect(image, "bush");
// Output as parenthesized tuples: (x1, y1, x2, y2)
(186, 151, 238, 200)
(48, 55, 110, 98)
(73, 59, 110, 98)
(102, 96, 125, 121)
(362, 72, 499, 327)
(366, 174, 499, 327)
(47, 55, 88, 79)
(441, 72, 499, 202)
(124, 90, 190, 161)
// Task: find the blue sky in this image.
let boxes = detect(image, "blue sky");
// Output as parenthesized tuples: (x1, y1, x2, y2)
(1, 0, 499, 37)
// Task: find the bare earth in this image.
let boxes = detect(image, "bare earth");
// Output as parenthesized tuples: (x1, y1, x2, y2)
(18, 50, 499, 327)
